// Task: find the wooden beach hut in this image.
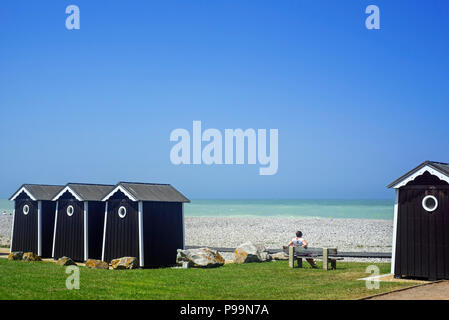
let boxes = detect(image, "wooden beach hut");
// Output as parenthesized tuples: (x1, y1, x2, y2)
(52, 183, 114, 261)
(9, 184, 64, 258)
(388, 161, 449, 280)
(101, 182, 190, 268)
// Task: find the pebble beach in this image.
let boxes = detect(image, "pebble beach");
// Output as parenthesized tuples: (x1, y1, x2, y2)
(185, 217, 393, 262)
(0, 215, 393, 262)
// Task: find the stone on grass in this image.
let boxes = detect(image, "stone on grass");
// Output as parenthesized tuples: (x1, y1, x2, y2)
(85, 259, 109, 269)
(234, 242, 272, 264)
(8, 251, 23, 261)
(176, 248, 225, 268)
(271, 252, 289, 260)
(56, 256, 76, 266)
(22, 252, 41, 262)
(111, 257, 138, 270)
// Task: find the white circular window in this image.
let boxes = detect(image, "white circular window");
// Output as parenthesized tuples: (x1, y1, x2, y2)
(118, 206, 127, 219)
(23, 205, 29, 215)
(422, 195, 438, 212)
(67, 205, 74, 217)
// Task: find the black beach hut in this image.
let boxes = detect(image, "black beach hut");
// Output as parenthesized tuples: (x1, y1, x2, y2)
(9, 184, 64, 257)
(101, 182, 190, 267)
(388, 161, 449, 280)
(52, 183, 114, 261)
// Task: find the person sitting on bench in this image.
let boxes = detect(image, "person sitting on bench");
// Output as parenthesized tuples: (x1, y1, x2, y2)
(288, 231, 317, 268)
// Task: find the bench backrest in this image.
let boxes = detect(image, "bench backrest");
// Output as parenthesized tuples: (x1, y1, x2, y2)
(283, 247, 338, 255)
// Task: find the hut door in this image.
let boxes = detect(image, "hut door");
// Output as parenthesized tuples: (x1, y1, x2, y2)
(12, 200, 38, 253)
(103, 200, 139, 262)
(54, 200, 85, 261)
(396, 187, 449, 280)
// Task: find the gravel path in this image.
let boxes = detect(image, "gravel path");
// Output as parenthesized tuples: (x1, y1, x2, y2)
(0, 215, 393, 262)
(366, 281, 449, 300)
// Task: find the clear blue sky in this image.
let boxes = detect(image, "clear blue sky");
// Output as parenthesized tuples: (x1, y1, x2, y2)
(1, 1, 448, 199)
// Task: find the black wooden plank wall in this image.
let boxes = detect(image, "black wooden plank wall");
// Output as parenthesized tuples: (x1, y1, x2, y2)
(54, 200, 84, 261)
(11, 199, 38, 253)
(41, 200, 56, 258)
(143, 202, 183, 267)
(87, 201, 105, 260)
(395, 187, 449, 280)
(103, 199, 139, 262)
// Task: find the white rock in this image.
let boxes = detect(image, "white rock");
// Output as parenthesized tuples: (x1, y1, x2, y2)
(234, 241, 272, 263)
(176, 248, 225, 268)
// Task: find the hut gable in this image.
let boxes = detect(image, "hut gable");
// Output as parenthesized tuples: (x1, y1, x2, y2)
(13, 190, 34, 201)
(387, 161, 449, 189)
(10, 184, 64, 201)
(404, 171, 449, 186)
(102, 182, 190, 203)
(53, 183, 115, 201)
(105, 189, 130, 201)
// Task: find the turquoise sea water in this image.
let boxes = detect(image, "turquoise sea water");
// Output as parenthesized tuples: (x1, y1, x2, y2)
(0, 199, 394, 220)
(0, 199, 13, 215)
(185, 199, 394, 220)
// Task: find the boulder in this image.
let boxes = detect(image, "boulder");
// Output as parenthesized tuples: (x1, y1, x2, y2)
(271, 252, 289, 260)
(176, 248, 225, 268)
(111, 257, 138, 270)
(234, 242, 272, 264)
(8, 251, 23, 261)
(85, 259, 109, 270)
(22, 252, 41, 262)
(56, 256, 77, 266)
(259, 251, 272, 262)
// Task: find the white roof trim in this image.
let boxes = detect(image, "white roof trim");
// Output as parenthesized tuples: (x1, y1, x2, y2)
(391, 165, 449, 189)
(101, 185, 137, 202)
(10, 186, 37, 201)
(52, 186, 83, 201)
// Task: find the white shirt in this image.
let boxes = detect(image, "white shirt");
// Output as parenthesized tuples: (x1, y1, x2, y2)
(292, 237, 305, 246)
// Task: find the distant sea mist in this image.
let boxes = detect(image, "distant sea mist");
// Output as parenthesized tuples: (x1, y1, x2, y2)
(0, 199, 394, 220)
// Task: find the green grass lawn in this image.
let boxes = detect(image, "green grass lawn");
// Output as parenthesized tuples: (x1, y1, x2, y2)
(0, 259, 413, 300)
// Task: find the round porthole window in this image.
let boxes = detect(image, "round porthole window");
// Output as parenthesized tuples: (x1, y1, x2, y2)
(422, 195, 438, 212)
(67, 205, 74, 217)
(23, 205, 29, 215)
(118, 206, 127, 219)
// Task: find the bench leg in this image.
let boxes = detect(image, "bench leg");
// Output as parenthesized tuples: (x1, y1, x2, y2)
(297, 258, 303, 268)
(330, 259, 336, 270)
(323, 248, 328, 270)
(288, 246, 294, 268)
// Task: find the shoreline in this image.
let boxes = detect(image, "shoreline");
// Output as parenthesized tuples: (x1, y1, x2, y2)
(185, 215, 393, 222)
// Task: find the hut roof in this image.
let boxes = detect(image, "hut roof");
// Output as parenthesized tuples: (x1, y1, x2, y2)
(9, 184, 64, 201)
(102, 182, 190, 203)
(387, 161, 449, 188)
(52, 183, 115, 201)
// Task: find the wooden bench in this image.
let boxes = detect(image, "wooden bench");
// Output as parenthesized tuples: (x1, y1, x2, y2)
(283, 246, 344, 270)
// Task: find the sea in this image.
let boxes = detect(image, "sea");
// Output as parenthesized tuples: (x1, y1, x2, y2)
(0, 199, 394, 220)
